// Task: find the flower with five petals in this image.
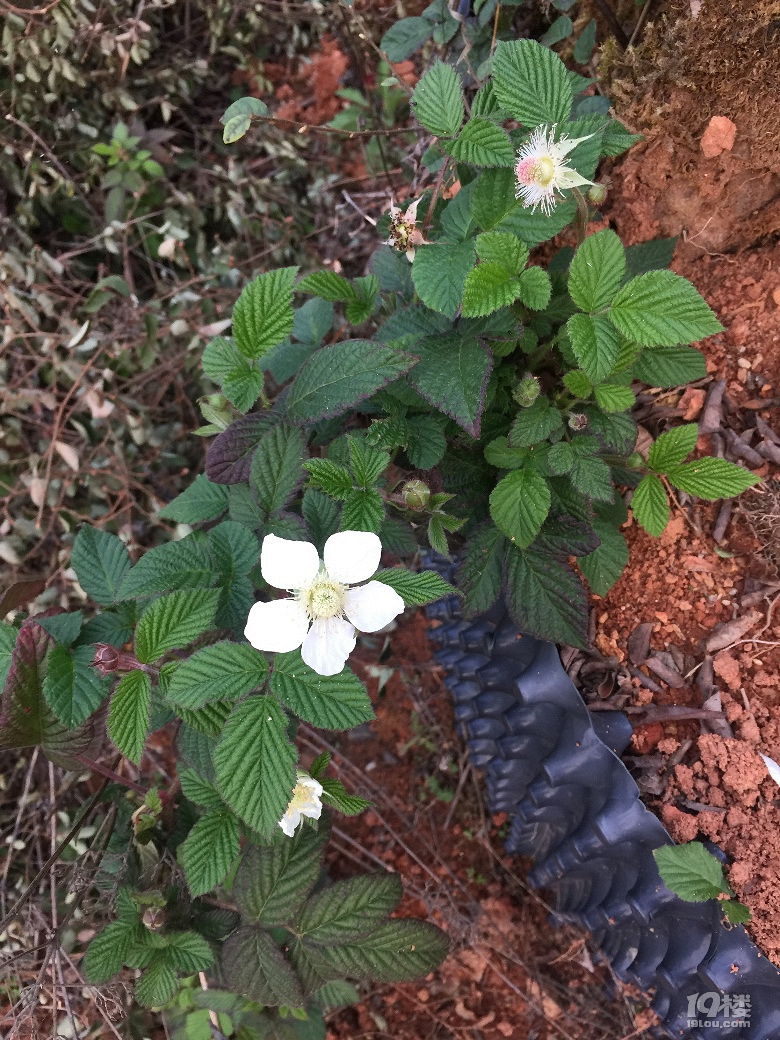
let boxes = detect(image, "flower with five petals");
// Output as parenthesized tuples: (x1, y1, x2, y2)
(244, 531, 405, 676)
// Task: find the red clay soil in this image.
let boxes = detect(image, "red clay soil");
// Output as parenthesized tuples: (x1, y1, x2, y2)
(319, 611, 651, 1040)
(592, 160, 780, 961)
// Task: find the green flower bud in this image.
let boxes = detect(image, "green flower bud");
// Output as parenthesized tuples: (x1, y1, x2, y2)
(142, 906, 166, 932)
(627, 451, 645, 469)
(402, 479, 430, 511)
(513, 376, 541, 408)
(587, 182, 608, 205)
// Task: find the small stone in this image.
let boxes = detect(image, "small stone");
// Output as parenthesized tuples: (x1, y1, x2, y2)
(700, 116, 737, 158)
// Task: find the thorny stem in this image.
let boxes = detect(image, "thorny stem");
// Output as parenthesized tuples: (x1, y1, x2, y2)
(252, 113, 412, 140)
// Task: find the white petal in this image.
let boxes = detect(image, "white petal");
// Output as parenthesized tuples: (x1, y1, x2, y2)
(551, 132, 595, 159)
(323, 531, 382, 584)
(244, 598, 310, 653)
(301, 617, 356, 676)
(344, 581, 405, 633)
(279, 808, 301, 836)
(760, 753, 780, 788)
(298, 774, 324, 799)
(555, 168, 594, 189)
(261, 534, 320, 590)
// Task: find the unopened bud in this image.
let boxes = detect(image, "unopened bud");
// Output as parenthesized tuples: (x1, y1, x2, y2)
(402, 479, 430, 511)
(513, 376, 541, 408)
(627, 451, 645, 469)
(142, 906, 166, 932)
(587, 182, 607, 205)
(568, 412, 588, 431)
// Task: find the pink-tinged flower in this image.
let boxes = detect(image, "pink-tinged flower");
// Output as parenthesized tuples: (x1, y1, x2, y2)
(386, 198, 427, 261)
(514, 125, 595, 215)
(279, 772, 323, 837)
(244, 531, 405, 676)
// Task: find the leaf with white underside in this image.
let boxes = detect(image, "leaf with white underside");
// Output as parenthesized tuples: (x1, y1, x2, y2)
(270, 652, 375, 731)
(215, 696, 297, 838)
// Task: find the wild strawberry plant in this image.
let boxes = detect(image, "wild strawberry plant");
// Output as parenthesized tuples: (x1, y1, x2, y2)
(0, 34, 761, 1037)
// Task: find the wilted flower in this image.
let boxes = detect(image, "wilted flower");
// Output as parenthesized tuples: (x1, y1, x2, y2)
(514, 125, 595, 215)
(568, 412, 589, 431)
(386, 198, 427, 261)
(279, 772, 323, 837)
(244, 531, 405, 676)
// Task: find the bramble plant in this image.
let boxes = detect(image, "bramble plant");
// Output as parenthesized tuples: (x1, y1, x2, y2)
(1, 32, 762, 1036)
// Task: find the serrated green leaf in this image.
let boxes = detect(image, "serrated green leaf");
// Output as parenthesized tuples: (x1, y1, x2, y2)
(562, 369, 593, 398)
(472, 167, 577, 245)
(319, 776, 370, 816)
(0, 623, 16, 691)
(648, 424, 698, 472)
(546, 441, 575, 475)
(215, 696, 297, 838)
(665, 458, 760, 500)
(569, 229, 626, 312)
(633, 345, 707, 387)
(179, 767, 223, 809)
(573, 17, 597, 63)
(444, 118, 514, 167)
(166, 643, 268, 710)
(380, 16, 433, 62)
(303, 490, 341, 552)
(475, 231, 529, 274)
(201, 336, 264, 413)
(373, 568, 456, 606)
(221, 926, 305, 1007)
(508, 397, 564, 447)
(166, 931, 215, 973)
(108, 669, 151, 765)
(298, 874, 402, 943)
(408, 333, 490, 437)
(516, 267, 551, 310)
(179, 810, 240, 897)
(349, 437, 389, 488)
(304, 919, 449, 984)
(505, 545, 588, 647)
(179, 698, 234, 738)
(569, 454, 614, 504)
(233, 823, 329, 926)
(286, 341, 417, 423)
(579, 519, 629, 597)
(345, 274, 379, 325)
(567, 313, 621, 384)
(42, 644, 111, 727)
(250, 424, 305, 519)
(233, 268, 298, 361)
(624, 237, 677, 278)
(411, 241, 475, 319)
(406, 415, 447, 469)
(71, 527, 131, 606)
(84, 919, 140, 984)
(296, 270, 357, 302)
(610, 270, 723, 347)
(492, 39, 572, 127)
(341, 487, 384, 533)
(723, 900, 751, 924)
(135, 588, 221, 664)
(37, 611, 83, 647)
(653, 842, 728, 902)
(540, 14, 574, 46)
(118, 537, 214, 600)
(136, 959, 178, 1008)
(159, 473, 230, 524)
(490, 469, 551, 548)
(462, 263, 522, 318)
(593, 384, 635, 413)
(631, 474, 669, 537)
(311, 980, 361, 1011)
(411, 61, 464, 138)
(270, 652, 374, 731)
(304, 459, 353, 500)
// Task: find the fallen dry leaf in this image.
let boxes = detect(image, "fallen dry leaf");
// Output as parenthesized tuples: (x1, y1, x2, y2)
(54, 440, 80, 471)
(705, 609, 762, 653)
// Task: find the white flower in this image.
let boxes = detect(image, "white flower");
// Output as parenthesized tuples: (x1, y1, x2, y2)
(244, 531, 405, 676)
(514, 124, 595, 215)
(279, 771, 323, 837)
(386, 198, 427, 261)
